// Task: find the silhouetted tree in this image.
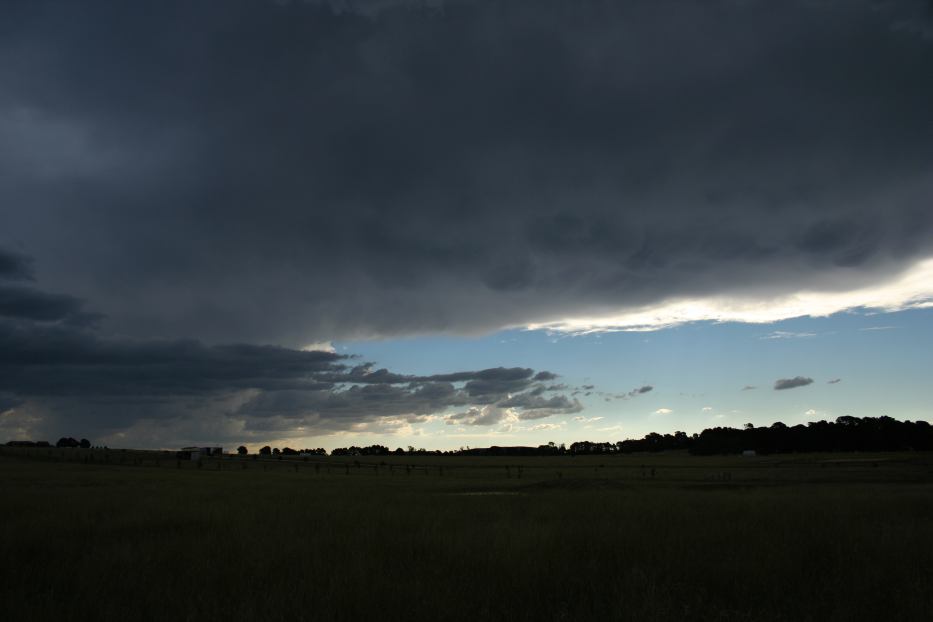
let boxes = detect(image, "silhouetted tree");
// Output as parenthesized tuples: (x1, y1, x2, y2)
(259, 445, 271, 456)
(690, 416, 933, 455)
(237, 445, 248, 455)
(79, 438, 91, 449)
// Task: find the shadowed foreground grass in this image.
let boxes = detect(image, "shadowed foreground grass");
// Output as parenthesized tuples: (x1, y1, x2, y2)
(1, 451, 932, 621)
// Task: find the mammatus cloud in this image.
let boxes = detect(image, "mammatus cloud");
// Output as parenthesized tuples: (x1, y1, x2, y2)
(1, 0, 932, 344)
(774, 377, 815, 391)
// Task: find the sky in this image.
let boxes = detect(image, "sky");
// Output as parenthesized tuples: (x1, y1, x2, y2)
(1, 0, 932, 450)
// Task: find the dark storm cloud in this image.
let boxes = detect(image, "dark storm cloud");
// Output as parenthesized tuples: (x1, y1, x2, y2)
(0, 248, 33, 281)
(774, 376, 815, 391)
(2, 0, 932, 344)
(0, 268, 579, 443)
(0, 393, 23, 414)
(0, 320, 344, 396)
(0, 285, 101, 326)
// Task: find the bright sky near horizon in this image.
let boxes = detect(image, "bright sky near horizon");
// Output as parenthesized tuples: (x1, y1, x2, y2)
(306, 306, 932, 450)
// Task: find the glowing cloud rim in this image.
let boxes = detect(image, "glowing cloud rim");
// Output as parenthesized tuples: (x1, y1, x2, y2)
(527, 258, 933, 334)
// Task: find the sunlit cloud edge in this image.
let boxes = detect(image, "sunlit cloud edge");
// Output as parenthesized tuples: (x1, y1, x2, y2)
(525, 258, 933, 335)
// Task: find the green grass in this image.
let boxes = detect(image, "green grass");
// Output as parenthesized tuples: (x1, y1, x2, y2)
(2, 448, 932, 621)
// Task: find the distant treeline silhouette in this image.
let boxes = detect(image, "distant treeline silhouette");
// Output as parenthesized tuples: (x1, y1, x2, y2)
(6, 417, 931, 457)
(326, 416, 931, 456)
(689, 417, 932, 455)
(6, 437, 92, 449)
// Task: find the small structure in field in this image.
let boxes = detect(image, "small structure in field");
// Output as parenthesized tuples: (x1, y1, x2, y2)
(177, 446, 223, 460)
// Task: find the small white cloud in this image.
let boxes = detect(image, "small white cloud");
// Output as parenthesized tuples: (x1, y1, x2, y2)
(596, 424, 625, 432)
(805, 409, 819, 416)
(300, 341, 335, 353)
(654, 408, 673, 415)
(701, 406, 714, 412)
(761, 331, 817, 340)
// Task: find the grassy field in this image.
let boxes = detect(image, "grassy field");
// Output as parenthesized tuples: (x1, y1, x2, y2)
(2, 448, 932, 621)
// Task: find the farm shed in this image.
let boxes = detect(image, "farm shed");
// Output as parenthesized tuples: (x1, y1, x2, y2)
(177, 447, 223, 460)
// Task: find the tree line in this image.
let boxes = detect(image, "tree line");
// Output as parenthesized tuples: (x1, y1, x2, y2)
(5, 437, 92, 449)
(689, 416, 932, 455)
(324, 416, 932, 456)
(6, 416, 931, 457)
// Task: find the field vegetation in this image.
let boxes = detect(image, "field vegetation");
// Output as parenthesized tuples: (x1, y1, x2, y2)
(2, 447, 932, 621)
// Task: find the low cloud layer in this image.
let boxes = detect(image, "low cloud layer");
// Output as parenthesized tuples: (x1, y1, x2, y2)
(774, 377, 815, 391)
(0, 265, 582, 446)
(1, 0, 932, 344)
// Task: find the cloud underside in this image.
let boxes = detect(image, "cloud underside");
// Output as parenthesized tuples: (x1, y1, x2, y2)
(0, 325, 581, 443)
(1, 0, 931, 344)
(0, 282, 583, 444)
